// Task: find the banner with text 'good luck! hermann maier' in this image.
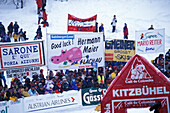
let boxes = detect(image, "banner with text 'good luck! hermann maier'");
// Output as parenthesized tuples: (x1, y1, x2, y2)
(47, 33, 105, 70)
(135, 29, 165, 54)
(68, 14, 97, 32)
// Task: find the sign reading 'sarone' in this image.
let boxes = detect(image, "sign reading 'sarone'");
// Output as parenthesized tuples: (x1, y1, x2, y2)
(47, 33, 105, 70)
(101, 55, 170, 113)
(105, 39, 135, 62)
(0, 41, 45, 70)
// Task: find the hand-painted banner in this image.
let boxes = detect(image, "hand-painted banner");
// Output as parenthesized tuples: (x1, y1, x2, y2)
(47, 33, 105, 70)
(0, 41, 45, 70)
(105, 39, 135, 62)
(68, 14, 97, 32)
(135, 29, 165, 54)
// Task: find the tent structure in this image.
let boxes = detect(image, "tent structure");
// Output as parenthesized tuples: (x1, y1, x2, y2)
(101, 54, 170, 113)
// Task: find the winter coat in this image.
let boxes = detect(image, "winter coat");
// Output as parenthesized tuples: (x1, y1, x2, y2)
(123, 26, 128, 35)
(37, 88, 46, 95)
(111, 18, 117, 26)
(71, 81, 80, 90)
(28, 89, 38, 96)
(13, 23, 19, 34)
(99, 25, 104, 32)
(62, 82, 69, 91)
(43, 10, 47, 20)
(36, 27, 42, 37)
(21, 88, 30, 97)
(8, 23, 13, 33)
(36, 0, 42, 7)
(0, 23, 5, 36)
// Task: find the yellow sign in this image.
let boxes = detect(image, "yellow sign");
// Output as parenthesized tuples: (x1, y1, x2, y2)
(105, 39, 135, 62)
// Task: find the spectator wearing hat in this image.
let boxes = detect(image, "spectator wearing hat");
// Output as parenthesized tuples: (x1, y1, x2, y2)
(20, 86, 30, 97)
(16, 88, 23, 98)
(111, 15, 117, 33)
(123, 23, 128, 39)
(7, 22, 14, 35)
(99, 23, 104, 33)
(53, 82, 63, 93)
(44, 76, 54, 94)
(36, 0, 42, 14)
(61, 78, 69, 91)
(13, 21, 19, 35)
(37, 83, 46, 95)
(28, 85, 39, 96)
(5, 88, 18, 101)
(97, 72, 105, 88)
(82, 77, 94, 89)
(71, 78, 80, 90)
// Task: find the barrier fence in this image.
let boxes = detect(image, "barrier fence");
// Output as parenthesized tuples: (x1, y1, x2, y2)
(0, 87, 107, 113)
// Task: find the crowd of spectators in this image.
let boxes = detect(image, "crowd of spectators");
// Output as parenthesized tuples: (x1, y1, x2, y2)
(0, 61, 125, 102)
(152, 49, 170, 78)
(0, 21, 28, 42)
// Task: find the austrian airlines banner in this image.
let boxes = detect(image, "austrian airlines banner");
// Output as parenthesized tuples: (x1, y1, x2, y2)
(135, 29, 165, 54)
(68, 14, 97, 32)
(0, 41, 45, 70)
(47, 33, 105, 70)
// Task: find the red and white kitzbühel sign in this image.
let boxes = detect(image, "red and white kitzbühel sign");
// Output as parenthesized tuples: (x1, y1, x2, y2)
(101, 54, 170, 113)
(68, 14, 97, 32)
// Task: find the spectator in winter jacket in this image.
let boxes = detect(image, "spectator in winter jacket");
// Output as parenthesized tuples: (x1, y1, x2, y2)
(7, 22, 14, 34)
(53, 82, 63, 93)
(148, 25, 154, 30)
(23, 31, 28, 41)
(61, 78, 69, 91)
(99, 23, 104, 32)
(111, 15, 117, 33)
(42, 0, 46, 10)
(42, 9, 49, 27)
(5, 88, 18, 101)
(123, 23, 128, 39)
(34, 32, 42, 40)
(38, 10, 43, 24)
(36, 0, 42, 14)
(37, 83, 46, 95)
(36, 25, 42, 37)
(28, 85, 39, 96)
(95, 22, 98, 32)
(16, 88, 23, 98)
(71, 78, 80, 90)
(13, 21, 19, 34)
(12, 33, 19, 42)
(0, 22, 5, 38)
(18, 28, 24, 41)
(0, 71, 7, 87)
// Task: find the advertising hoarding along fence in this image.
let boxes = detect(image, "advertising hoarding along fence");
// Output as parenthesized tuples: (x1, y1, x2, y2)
(47, 33, 105, 70)
(135, 29, 165, 54)
(81, 87, 107, 106)
(105, 39, 135, 62)
(0, 41, 45, 70)
(68, 14, 97, 32)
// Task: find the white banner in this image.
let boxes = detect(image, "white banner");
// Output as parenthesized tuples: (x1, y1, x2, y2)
(47, 33, 105, 70)
(135, 29, 165, 54)
(6, 66, 40, 78)
(24, 90, 81, 112)
(0, 41, 45, 70)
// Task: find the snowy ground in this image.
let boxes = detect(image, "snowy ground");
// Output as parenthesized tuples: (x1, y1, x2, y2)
(0, 0, 170, 113)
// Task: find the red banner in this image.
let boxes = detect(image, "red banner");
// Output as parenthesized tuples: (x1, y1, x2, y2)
(68, 14, 97, 32)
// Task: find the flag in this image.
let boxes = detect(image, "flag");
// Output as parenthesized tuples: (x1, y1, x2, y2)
(68, 14, 97, 32)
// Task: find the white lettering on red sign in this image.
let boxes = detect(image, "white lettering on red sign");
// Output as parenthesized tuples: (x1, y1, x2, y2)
(113, 86, 169, 97)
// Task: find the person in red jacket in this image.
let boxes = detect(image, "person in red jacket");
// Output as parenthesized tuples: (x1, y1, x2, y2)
(123, 23, 128, 39)
(42, 9, 49, 27)
(36, 0, 42, 14)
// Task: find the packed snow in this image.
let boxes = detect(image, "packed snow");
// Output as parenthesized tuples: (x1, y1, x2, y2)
(0, 0, 170, 113)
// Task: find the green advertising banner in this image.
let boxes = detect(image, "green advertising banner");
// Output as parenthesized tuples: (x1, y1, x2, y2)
(81, 87, 107, 106)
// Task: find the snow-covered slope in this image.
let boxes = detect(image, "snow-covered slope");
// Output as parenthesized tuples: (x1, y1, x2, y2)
(0, 0, 169, 113)
(0, 0, 170, 61)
